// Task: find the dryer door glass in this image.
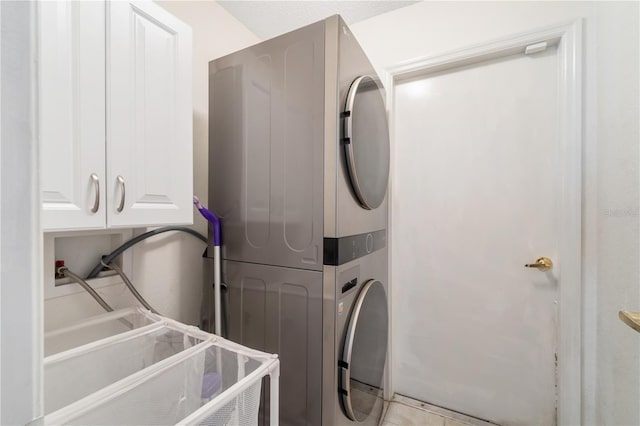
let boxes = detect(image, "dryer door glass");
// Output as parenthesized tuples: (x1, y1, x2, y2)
(343, 76, 390, 210)
(340, 279, 389, 422)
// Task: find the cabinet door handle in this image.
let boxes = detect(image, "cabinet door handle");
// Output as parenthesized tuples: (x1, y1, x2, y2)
(116, 175, 125, 213)
(90, 173, 100, 213)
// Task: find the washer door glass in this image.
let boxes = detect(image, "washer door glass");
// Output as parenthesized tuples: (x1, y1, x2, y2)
(340, 280, 389, 422)
(343, 76, 390, 210)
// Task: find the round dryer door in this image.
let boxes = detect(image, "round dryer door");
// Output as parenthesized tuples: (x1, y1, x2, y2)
(339, 279, 389, 422)
(343, 76, 390, 210)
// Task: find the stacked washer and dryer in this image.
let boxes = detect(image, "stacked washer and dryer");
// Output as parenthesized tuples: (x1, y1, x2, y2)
(208, 15, 390, 426)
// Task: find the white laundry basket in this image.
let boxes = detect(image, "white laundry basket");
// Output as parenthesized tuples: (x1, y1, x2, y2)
(43, 308, 279, 426)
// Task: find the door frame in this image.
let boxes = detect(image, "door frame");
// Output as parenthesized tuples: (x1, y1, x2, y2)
(383, 20, 583, 425)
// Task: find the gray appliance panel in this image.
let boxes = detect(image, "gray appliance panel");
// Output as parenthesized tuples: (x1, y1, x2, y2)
(224, 260, 323, 426)
(335, 19, 388, 237)
(209, 21, 325, 270)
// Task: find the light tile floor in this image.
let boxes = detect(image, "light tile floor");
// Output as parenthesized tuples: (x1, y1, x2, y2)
(381, 395, 499, 426)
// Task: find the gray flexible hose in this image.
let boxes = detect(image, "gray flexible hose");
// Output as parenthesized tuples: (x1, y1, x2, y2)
(86, 226, 207, 279)
(59, 267, 114, 312)
(106, 262, 159, 315)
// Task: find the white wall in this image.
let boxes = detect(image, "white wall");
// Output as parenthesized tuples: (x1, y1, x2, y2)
(351, 2, 639, 425)
(131, 0, 260, 325)
(1, 1, 43, 423)
(592, 2, 640, 423)
(43, 1, 259, 329)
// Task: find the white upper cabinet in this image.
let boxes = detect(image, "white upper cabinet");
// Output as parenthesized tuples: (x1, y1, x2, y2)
(40, 1, 106, 230)
(107, 1, 193, 228)
(39, 1, 193, 231)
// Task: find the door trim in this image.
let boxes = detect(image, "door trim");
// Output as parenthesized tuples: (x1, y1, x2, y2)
(383, 20, 583, 425)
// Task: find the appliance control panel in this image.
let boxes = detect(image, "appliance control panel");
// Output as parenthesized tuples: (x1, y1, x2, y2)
(323, 229, 386, 266)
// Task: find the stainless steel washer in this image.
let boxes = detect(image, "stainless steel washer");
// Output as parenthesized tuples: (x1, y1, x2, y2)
(330, 248, 389, 426)
(209, 15, 389, 426)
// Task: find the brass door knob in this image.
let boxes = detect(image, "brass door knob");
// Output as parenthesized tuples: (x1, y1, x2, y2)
(619, 311, 640, 333)
(525, 257, 553, 271)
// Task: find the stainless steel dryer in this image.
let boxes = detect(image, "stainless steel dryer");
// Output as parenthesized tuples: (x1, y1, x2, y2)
(208, 15, 389, 426)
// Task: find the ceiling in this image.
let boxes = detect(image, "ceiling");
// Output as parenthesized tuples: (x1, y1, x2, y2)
(218, 1, 419, 40)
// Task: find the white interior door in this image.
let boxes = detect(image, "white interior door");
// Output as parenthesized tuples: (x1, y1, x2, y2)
(393, 46, 560, 425)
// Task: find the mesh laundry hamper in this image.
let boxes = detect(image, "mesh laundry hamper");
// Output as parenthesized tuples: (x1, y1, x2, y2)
(43, 307, 279, 426)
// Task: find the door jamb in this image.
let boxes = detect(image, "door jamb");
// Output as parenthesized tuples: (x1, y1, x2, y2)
(383, 20, 583, 426)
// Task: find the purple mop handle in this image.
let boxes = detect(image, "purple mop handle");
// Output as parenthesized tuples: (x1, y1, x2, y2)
(193, 196, 221, 247)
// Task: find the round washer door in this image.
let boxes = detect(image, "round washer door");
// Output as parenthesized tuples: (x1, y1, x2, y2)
(339, 279, 389, 422)
(343, 76, 390, 210)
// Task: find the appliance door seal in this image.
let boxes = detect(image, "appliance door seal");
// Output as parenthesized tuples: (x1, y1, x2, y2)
(342, 76, 390, 210)
(338, 279, 389, 422)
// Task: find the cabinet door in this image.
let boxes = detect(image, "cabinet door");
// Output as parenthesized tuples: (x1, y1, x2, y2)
(107, 1, 193, 228)
(39, 1, 106, 231)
